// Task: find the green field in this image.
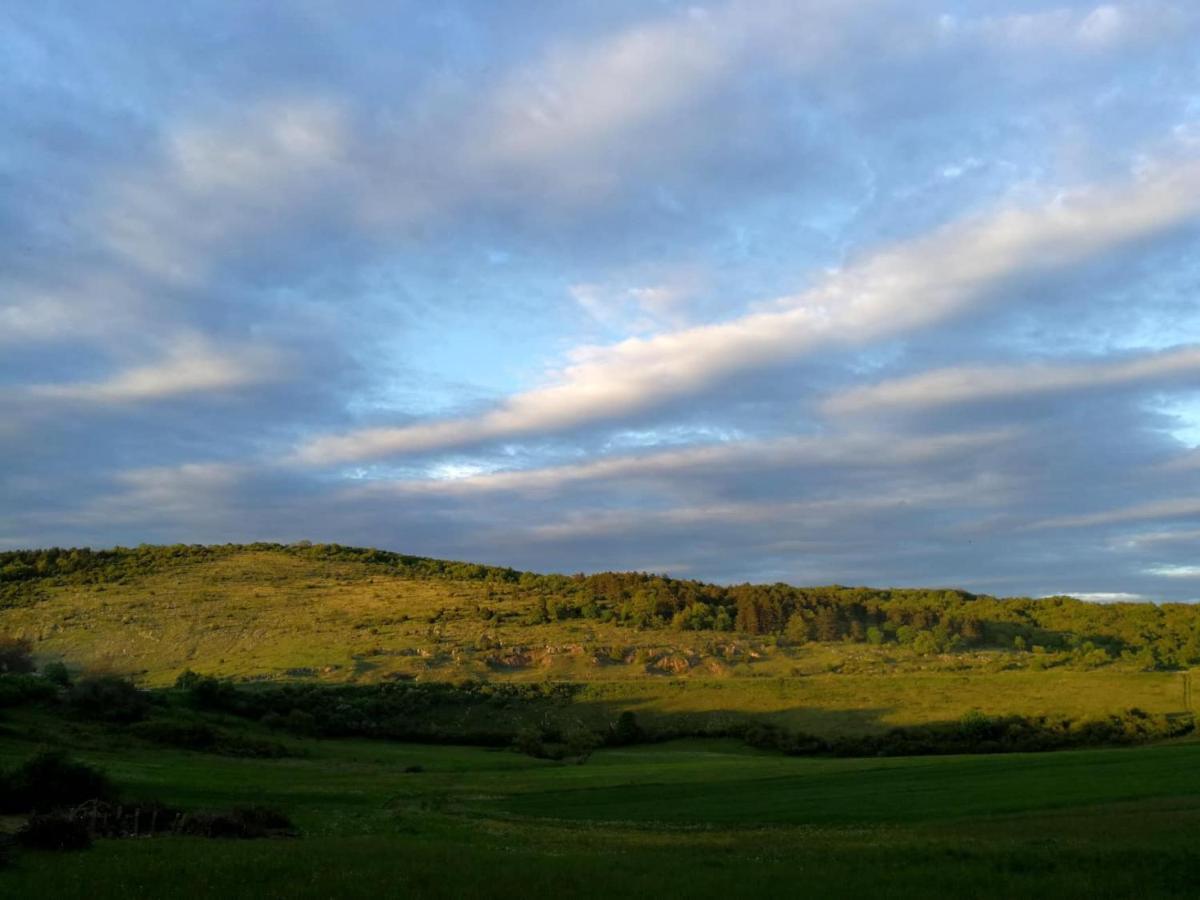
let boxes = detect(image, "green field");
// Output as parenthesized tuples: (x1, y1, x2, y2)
(2, 707, 1199, 899)
(3, 543, 1200, 897)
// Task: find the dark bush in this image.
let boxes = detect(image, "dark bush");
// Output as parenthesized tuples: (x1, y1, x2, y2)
(41, 661, 71, 687)
(67, 676, 150, 723)
(1, 750, 115, 813)
(16, 813, 92, 851)
(0, 636, 35, 674)
(130, 719, 289, 758)
(177, 806, 295, 838)
(0, 673, 59, 708)
(176, 672, 240, 711)
(609, 711, 644, 746)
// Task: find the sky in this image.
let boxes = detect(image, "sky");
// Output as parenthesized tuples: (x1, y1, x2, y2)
(2, 1, 1199, 600)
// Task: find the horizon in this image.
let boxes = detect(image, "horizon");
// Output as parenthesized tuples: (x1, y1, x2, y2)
(1, 540, 1191, 604)
(4, 2, 1200, 600)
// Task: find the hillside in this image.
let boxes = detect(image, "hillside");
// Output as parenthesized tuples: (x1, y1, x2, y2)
(1, 543, 1197, 737)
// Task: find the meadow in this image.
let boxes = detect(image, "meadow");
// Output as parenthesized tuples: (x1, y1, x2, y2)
(2, 543, 1199, 897)
(1, 704, 1199, 899)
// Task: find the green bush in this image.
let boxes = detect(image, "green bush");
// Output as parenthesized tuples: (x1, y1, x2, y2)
(41, 661, 71, 687)
(0, 673, 58, 708)
(0, 636, 35, 674)
(0, 750, 115, 813)
(177, 806, 295, 839)
(67, 676, 150, 723)
(16, 813, 91, 851)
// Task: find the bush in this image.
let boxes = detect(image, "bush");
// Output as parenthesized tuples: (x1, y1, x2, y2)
(1, 751, 115, 813)
(176, 672, 239, 711)
(42, 661, 71, 687)
(177, 806, 295, 839)
(610, 711, 644, 746)
(0, 673, 58, 708)
(130, 719, 289, 758)
(67, 676, 150, 723)
(564, 727, 601, 762)
(0, 636, 35, 674)
(16, 813, 92, 851)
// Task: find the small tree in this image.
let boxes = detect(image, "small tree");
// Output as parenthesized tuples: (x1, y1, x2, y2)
(0, 636, 35, 674)
(42, 661, 71, 687)
(564, 727, 600, 763)
(612, 711, 643, 746)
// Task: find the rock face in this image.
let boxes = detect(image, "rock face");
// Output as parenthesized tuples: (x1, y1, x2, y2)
(485, 647, 534, 669)
(645, 652, 696, 675)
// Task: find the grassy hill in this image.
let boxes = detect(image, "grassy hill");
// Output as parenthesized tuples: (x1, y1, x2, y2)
(1, 543, 1196, 737)
(3, 543, 1200, 898)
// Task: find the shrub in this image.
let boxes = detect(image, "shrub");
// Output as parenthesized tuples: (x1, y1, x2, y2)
(178, 806, 295, 839)
(130, 719, 289, 758)
(41, 661, 71, 687)
(177, 673, 239, 711)
(564, 727, 601, 762)
(1, 751, 115, 813)
(16, 813, 92, 851)
(610, 711, 644, 746)
(0, 636, 35, 674)
(67, 676, 150, 723)
(0, 673, 58, 708)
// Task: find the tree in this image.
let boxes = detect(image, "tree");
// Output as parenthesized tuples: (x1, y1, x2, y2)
(564, 727, 600, 763)
(815, 607, 842, 642)
(612, 711, 643, 746)
(0, 636, 35, 674)
(41, 662, 71, 688)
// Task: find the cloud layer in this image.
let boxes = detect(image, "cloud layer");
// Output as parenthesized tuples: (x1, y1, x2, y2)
(3, 1, 1199, 600)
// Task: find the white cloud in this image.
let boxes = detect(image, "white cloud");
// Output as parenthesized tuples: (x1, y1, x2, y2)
(299, 160, 1200, 464)
(348, 428, 1013, 498)
(1063, 591, 1152, 603)
(28, 338, 285, 404)
(1145, 564, 1200, 578)
(1033, 496, 1200, 529)
(825, 345, 1200, 415)
(100, 98, 349, 283)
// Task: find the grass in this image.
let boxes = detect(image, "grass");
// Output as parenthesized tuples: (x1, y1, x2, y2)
(2, 709, 1200, 898)
(2, 548, 1192, 740)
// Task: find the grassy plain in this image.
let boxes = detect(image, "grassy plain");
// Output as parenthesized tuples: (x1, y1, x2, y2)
(1, 708, 1199, 899)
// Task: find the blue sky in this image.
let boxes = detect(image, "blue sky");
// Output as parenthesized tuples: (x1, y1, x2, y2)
(3, 1, 1200, 599)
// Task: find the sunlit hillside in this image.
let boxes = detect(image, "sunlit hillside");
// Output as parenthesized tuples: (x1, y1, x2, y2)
(2, 544, 1195, 737)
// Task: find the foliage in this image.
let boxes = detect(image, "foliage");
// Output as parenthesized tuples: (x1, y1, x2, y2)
(741, 708, 1194, 758)
(0, 750, 115, 813)
(42, 661, 71, 687)
(176, 806, 295, 839)
(67, 676, 151, 723)
(0, 636, 35, 674)
(15, 813, 92, 851)
(129, 719, 289, 758)
(0, 673, 59, 708)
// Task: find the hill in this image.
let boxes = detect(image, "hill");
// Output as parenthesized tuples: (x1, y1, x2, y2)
(1, 542, 1198, 737)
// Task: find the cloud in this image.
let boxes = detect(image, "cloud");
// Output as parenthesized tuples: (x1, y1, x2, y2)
(348, 428, 1014, 498)
(5, 2, 1200, 601)
(825, 344, 1200, 415)
(27, 338, 286, 404)
(1033, 496, 1200, 529)
(299, 160, 1200, 464)
(1145, 564, 1200, 578)
(98, 97, 349, 284)
(1063, 591, 1152, 603)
